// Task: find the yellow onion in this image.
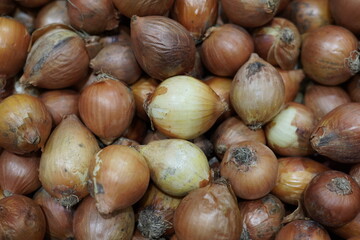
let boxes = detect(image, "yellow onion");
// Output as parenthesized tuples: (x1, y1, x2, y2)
(275, 220, 331, 240)
(73, 196, 135, 240)
(39, 114, 100, 208)
(0, 94, 52, 154)
(173, 179, 242, 240)
(35, 1, 70, 29)
(230, 53, 285, 130)
(88, 145, 150, 214)
(20, 27, 89, 89)
(277, 68, 305, 102)
(136, 139, 210, 197)
(145, 75, 227, 139)
(112, 0, 174, 18)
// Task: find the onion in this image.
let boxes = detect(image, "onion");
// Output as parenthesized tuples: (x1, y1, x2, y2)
(200, 24, 254, 77)
(136, 139, 210, 197)
(0, 0, 16, 15)
(332, 210, 360, 239)
(301, 25, 359, 86)
(15, 0, 50, 8)
(303, 170, 360, 227)
(73, 196, 135, 240)
(13, 7, 37, 33)
(277, 68, 305, 102)
(142, 130, 169, 144)
(350, 164, 360, 187)
(39, 114, 100, 208)
(145, 75, 227, 139)
(122, 117, 148, 143)
(131, 15, 196, 81)
(173, 179, 242, 240)
(35, 1, 70, 29)
(220, 141, 278, 200)
(112, 0, 174, 18)
(230, 53, 285, 130)
(0, 94, 52, 154)
(0, 150, 41, 196)
(329, 0, 360, 35)
(0, 194, 46, 240)
(275, 220, 331, 240)
(347, 75, 360, 102)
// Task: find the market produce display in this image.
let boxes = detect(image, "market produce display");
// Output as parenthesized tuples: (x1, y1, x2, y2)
(1, 0, 360, 239)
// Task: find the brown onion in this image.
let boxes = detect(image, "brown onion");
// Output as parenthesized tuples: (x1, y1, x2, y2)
(39, 89, 79, 126)
(304, 83, 351, 121)
(239, 194, 285, 240)
(350, 164, 360, 187)
(0, 17, 30, 81)
(39, 114, 100, 208)
(112, 0, 174, 18)
(122, 117, 148, 143)
(211, 117, 266, 160)
(33, 188, 74, 240)
(230, 53, 285, 130)
(131, 15, 196, 81)
(173, 179, 242, 240)
(0, 94, 52, 154)
(15, 0, 50, 8)
(0, 194, 46, 240)
(310, 103, 360, 164)
(13, 7, 36, 33)
(170, 0, 218, 42)
(329, 0, 360, 35)
(277, 68, 305, 102)
(0, 0, 16, 15)
(220, 141, 278, 199)
(13, 77, 41, 97)
(275, 220, 331, 240)
(0, 150, 40, 196)
(73, 196, 135, 240)
(221, 0, 280, 28)
(347, 75, 360, 102)
(20, 27, 89, 89)
(332, 210, 360, 239)
(79, 77, 135, 144)
(304, 170, 360, 227)
(35, 1, 70, 29)
(200, 24, 254, 77)
(186, 47, 205, 79)
(301, 25, 359, 85)
(142, 130, 169, 144)
(271, 157, 329, 205)
(90, 42, 142, 85)
(253, 17, 301, 70)
(265, 102, 316, 156)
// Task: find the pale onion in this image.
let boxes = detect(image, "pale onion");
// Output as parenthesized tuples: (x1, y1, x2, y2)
(39, 114, 100, 208)
(135, 139, 210, 197)
(145, 75, 227, 139)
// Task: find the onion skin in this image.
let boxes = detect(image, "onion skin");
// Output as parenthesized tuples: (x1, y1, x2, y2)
(277, 68, 305, 102)
(301, 25, 359, 86)
(35, 1, 70, 29)
(347, 75, 360, 103)
(0, 194, 46, 240)
(0, 150, 41, 196)
(329, 0, 360, 35)
(349, 164, 360, 187)
(112, 0, 174, 18)
(310, 103, 360, 164)
(239, 194, 285, 240)
(0, 94, 52, 154)
(131, 16, 196, 81)
(332, 210, 360, 239)
(39, 114, 100, 208)
(73, 196, 135, 240)
(173, 179, 242, 240)
(303, 170, 360, 228)
(275, 220, 331, 240)
(0, 0, 16, 15)
(271, 157, 329, 205)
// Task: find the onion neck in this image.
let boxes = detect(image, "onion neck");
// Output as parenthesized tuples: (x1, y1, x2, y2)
(280, 28, 295, 44)
(266, 0, 279, 14)
(326, 177, 352, 195)
(346, 50, 360, 75)
(230, 147, 257, 172)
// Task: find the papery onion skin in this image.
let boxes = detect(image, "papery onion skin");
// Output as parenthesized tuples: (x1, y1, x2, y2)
(303, 170, 360, 227)
(73, 196, 135, 240)
(347, 75, 360, 103)
(220, 141, 279, 200)
(277, 68, 305, 102)
(112, 0, 174, 18)
(39, 114, 100, 208)
(301, 25, 359, 86)
(0, 94, 52, 154)
(332, 210, 360, 239)
(275, 220, 331, 240)
(35, 1, 70, 29)
(271, 157, 329, 205)
(329, 0, 360, 35)
(145, 75, 226, 139)
(349, 163, 360, 187)
(0, 194, 46, 240)
(173, 179, 242, 240)
(131, 16, 196, 81)
(310, 103, 360, 164)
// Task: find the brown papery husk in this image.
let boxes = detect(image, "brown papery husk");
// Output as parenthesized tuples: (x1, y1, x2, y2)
(73, 196, 135, 240)
(329, 0, 360, 35)
(112, 0, 174, 18)
(0, 0, 16, 15)
(173, 179, 242, 240)
(310, 103, 360, 163)
(39, 114, 100, 208)
(0, 194, 46, 240)
(230, 53, 285, 130)
(275, 220, 331, 240)
(332, 210, 360, 239)
(33, 188, 74, 240)
(20, 28, 89, 89)
(35, 1, 70, 29)
(349, 163, 360, 187)
(122, 117, 148, 143)
(131, 15, 196, 81)
(347, 75, 360, 102)
(0, 94, 52, 154)
(277, 68, 305, 102)
(90, 42, 142, 85)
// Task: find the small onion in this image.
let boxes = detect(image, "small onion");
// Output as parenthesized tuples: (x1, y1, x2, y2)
(347, 75, 360, 102)
(329, 0, 360, 35)
(230, 53, 285, 130)
(0, 194, 46, 240)
(136, 139, 210, 197)
(349, 164, 360, 187)
(122, 117, 148, 143)
(303, 170, 360, 227)
(35, 1, 70, 29)
(332, 210, 360, 239)
(73, 196, 135, 240)
(173, 179, 242, 240)
(275, 220, 331, 240)
(145, 75, 227, 139)
(277, 68, 305, 102)
(112, 0, 174, 18)
(220, 141, 278, 200)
